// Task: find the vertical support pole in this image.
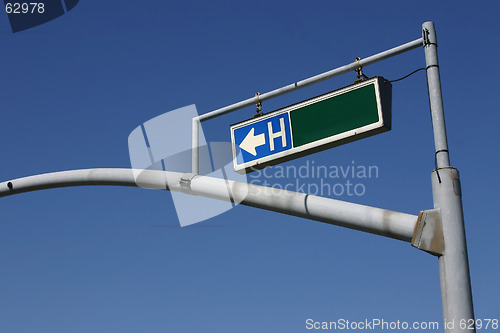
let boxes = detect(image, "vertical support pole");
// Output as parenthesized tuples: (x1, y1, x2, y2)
(423, 21, 450, 169)
(192, 117, 200, 174)
(423, 21, 475, 333)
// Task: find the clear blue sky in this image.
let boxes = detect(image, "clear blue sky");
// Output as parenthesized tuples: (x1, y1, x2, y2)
(1, 1, 499, 332)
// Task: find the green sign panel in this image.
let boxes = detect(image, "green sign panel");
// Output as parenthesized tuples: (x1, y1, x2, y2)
(230, 77, 392, 173)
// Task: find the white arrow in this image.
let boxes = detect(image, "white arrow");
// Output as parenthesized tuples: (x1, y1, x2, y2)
(239, 127, 266, 156)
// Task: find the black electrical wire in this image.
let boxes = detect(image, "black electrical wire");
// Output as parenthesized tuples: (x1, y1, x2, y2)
(387, 67, 426, 83)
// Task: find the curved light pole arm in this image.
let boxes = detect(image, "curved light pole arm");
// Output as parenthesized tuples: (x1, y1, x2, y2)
(1, 168, 417, 242)
(0, 168, 176, 194)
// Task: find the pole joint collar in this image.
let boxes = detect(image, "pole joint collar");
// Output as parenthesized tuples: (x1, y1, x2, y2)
(411, 209, 444, 256)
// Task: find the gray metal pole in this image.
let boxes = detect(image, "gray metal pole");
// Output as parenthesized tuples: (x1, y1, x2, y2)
(423, 21, 475, 333)
(196, 38, 423, 122)
(192, 118, 200, 174)
(0, 168, 418, 242)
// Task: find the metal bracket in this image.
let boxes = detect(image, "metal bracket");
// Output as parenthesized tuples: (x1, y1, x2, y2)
(354, 57, 368, 83)
(179, 173, 198, 194)
(253, 92, 263, 118)
(422, 28, 437, 47)
(411, 209, 444, 256)
(422, 28, 430, 46)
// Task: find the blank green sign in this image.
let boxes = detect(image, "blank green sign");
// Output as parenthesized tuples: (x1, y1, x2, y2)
(290, 84, 379, 147)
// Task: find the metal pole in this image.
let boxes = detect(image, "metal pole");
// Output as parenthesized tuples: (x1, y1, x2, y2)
(423, 21, 475, 333)
(0, 168, 418, 242)
(192, 118, 200, 174)
(196, 37, 423, 122)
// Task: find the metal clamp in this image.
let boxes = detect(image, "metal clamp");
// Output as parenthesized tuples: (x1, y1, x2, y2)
(253, 92, 263, 118)
(354, 57, 368, 83)
(179, 173, 197, 194)
(422, 28, 437, 47)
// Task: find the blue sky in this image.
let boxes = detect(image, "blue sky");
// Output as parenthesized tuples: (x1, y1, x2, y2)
(1, 1, 499, 332)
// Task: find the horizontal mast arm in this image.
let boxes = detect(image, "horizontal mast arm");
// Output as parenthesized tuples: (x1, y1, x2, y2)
(0, 168, 417, 242)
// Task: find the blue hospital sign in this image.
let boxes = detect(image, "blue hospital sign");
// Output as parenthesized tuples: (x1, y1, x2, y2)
(232, 113, 292, 167)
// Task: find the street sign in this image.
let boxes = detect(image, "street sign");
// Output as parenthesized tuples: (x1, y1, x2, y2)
(230, 76, 392, 173)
